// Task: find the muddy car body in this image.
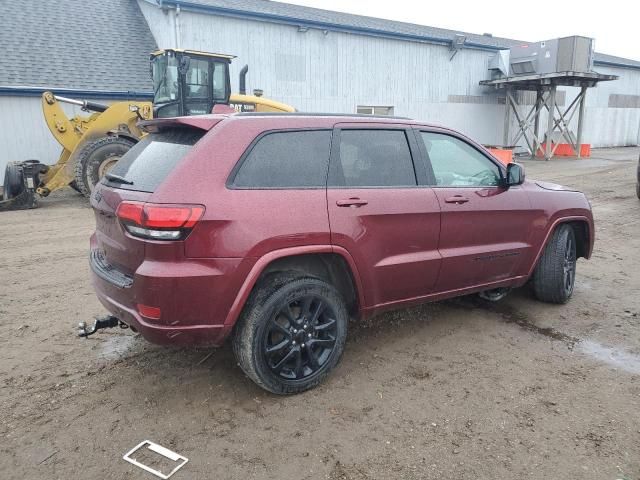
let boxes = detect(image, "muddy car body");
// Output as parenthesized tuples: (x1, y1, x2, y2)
(89, 113, 594, 393)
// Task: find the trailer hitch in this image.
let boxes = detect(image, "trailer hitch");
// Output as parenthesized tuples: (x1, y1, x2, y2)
(78, 315, 128, 338)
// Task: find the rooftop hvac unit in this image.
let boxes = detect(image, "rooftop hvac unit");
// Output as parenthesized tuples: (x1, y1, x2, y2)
(508, 36, 594, 76)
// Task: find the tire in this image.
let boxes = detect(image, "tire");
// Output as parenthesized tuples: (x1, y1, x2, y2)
(532, 224, 577, 304)
(232, 274, 348, 395)
(69, 181, 81, 194)
(74, 136, 136, 197)
(3, 162, 24, 200)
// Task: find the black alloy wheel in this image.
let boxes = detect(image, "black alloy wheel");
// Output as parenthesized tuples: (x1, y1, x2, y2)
(233, 274, 348, 395)
(562, 232, 577, 297)
(263, 295, 338, 381)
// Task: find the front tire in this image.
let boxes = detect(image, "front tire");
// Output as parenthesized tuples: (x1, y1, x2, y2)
(74, 136, 136, 197)
(232, 274, 348, 395)
(532, 225, 577, 304)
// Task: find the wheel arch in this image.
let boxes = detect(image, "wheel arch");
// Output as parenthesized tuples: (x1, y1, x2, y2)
(528, 216, 593, 277)
(566, 220, 591, 259)
(106, 130, 141, 145)
(224, 246, 365, 327)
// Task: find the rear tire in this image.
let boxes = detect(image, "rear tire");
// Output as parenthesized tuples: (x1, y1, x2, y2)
(232, 274, 348, 395)
(74, 136, 136, 197)
(532, 224, 577, 304)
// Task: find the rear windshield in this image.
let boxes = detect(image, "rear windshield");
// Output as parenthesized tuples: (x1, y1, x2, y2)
(104, 129, 203, 192)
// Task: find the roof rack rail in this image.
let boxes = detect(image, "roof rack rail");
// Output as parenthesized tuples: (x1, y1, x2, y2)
(234, 112, 412, 120)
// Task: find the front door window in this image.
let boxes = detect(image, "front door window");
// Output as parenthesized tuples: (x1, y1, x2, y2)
(420, 132, 501, 187)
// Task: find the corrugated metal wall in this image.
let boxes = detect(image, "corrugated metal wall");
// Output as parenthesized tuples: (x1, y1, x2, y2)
(138, 1, 505, 143)
(2, 4, 639, 183)
(0, 97, 96, 179)
(138, 1, 640, 149)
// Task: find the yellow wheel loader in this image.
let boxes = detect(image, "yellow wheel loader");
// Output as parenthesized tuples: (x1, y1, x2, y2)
(1, 49, 294, 211)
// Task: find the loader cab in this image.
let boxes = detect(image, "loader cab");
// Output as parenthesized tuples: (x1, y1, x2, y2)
(150, 49, 233, 118)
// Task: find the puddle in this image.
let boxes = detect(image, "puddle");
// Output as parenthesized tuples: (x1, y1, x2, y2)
(98, 334, 139, 360)
(578, 340, 640, 375)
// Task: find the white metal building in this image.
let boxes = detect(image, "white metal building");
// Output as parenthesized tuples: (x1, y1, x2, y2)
(2, 0, 640, 181)
(136, 0, 640, 148)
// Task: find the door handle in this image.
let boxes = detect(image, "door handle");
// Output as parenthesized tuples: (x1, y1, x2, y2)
(444, 195, 469, 204)
(336, 198, 368, 208)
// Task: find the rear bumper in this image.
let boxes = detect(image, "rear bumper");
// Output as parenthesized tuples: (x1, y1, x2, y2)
(93, 289, 232, 346)
(89, 239, 252, 347)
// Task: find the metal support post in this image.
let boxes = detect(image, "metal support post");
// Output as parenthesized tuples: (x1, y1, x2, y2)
(503, 87, 511, 146)
(533, 89, 543, 157)
(545, 86, 556, 161)
(575, 86, 587, 158)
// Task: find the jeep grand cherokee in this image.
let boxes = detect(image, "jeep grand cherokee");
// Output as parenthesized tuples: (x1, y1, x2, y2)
(89, 113, 594, 394)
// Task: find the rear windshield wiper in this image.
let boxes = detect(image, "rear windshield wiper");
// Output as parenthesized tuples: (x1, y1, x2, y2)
(105, 173, 134, 185)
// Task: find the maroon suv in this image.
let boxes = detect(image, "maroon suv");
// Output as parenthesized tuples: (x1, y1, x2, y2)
(89, 113, 594, 394)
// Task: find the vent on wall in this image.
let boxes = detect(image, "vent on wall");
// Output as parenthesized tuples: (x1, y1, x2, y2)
(609, 94, 640, 108)
(357, 106, 395, 115)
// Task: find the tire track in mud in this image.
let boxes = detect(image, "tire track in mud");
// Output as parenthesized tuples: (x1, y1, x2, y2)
(446, 295, 579, 347)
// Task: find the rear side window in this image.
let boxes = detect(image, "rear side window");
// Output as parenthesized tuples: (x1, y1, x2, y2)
(232, 130, 331, 188)
(105, 128, 203, 192)
(330, 130, 416, 187)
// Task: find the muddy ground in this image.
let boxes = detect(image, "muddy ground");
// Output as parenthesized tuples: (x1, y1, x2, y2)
(1, 147, 639, 480)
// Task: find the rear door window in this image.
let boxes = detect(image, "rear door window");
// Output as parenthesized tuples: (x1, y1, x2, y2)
(232, 130, 331, 188)
(105, 128, 203, 192)
(329, 129, 417, 187)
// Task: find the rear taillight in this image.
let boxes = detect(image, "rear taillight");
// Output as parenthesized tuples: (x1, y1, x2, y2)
(116, 201, 204, 241)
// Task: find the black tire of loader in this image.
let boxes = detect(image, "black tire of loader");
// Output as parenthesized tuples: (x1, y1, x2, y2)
(69, 181, 81, 194)
(0, 187, 37, 211)
(74, 136, 136, 197)
(3, 162, 24, 200)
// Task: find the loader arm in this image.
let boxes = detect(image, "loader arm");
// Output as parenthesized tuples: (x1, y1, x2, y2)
(41, 91, 91, 152)
(37, 93, 152, 196)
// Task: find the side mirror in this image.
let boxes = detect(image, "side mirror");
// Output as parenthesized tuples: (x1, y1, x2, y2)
(506, 162, 525, 186)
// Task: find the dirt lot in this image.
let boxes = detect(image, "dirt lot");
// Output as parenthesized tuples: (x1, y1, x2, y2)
(1, 147, 639, 480)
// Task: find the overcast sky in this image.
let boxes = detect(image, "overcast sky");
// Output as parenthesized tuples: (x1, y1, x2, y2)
(279, 0, 639, 61)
